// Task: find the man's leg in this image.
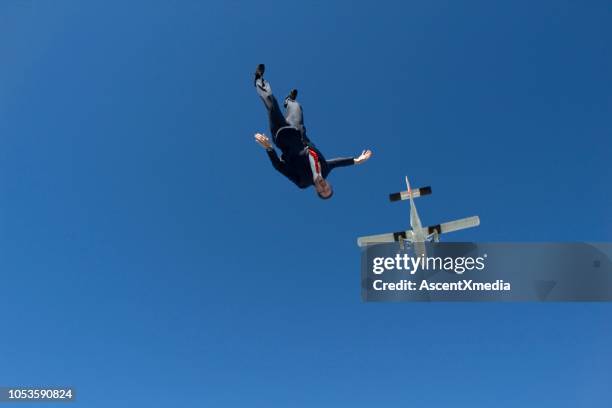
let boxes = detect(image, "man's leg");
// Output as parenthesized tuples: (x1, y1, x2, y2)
(254, 66, 287, 139)
(284, 90, 311, 145)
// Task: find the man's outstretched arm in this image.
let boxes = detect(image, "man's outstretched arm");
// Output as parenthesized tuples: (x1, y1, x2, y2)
(327, 149, 373, 170)
(255, 133, 287, 174)
(255, 133, 302, 187)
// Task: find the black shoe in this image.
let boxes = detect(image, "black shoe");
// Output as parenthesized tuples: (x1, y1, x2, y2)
(284, 88, 298, 107)
(254, 64, 265, 86)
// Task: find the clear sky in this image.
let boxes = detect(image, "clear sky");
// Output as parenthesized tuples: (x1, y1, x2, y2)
(0, 1, 610, 406)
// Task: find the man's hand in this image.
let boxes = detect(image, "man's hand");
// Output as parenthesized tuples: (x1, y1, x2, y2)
(254, 133, 273, 150)
(354, 149, 372, 165)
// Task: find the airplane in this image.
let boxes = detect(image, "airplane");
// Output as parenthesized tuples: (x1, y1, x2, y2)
(357, 177, 480, 254)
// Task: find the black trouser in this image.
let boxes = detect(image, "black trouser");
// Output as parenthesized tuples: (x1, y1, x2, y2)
(255, 78, 310, 148)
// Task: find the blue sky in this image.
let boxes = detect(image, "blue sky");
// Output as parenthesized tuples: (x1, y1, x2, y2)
(0, 1, 610, 406)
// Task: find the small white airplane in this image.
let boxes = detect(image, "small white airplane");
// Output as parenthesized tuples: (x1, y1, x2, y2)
(357, 177, 480, 253)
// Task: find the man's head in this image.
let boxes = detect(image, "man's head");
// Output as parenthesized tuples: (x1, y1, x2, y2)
(314, 176, 333, 199)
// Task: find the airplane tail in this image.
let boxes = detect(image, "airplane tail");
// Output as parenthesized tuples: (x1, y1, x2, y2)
(389, 185, 432, 202)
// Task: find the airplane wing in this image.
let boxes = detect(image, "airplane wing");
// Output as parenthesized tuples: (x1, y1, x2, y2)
(426, 216, 480, 236)
(389, 186, 432, 202)
(357, 231, 413, 247)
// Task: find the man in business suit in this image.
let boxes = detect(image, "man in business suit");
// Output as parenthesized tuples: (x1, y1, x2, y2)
(253, 64, 372, 199)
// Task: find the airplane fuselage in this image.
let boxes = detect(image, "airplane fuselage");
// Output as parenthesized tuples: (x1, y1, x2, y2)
(408, 186, 428, 243)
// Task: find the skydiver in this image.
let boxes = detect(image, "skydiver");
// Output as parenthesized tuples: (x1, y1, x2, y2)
(253, 64, 372, 199)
